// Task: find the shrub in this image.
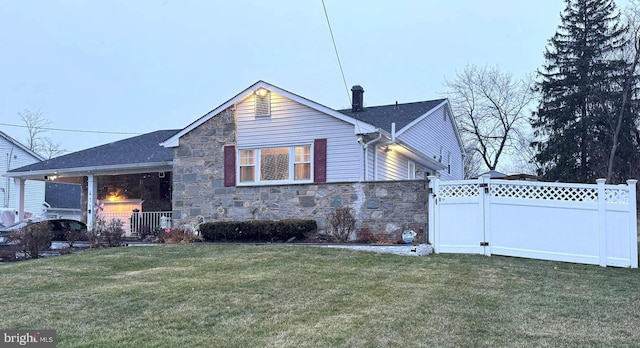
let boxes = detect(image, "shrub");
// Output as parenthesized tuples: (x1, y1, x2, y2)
(8, 222, 52, 259)
(94, 216, 124, 247)
(327, 207, 356, 242)
(158, 227, 197, 244)
(137, 224, 160, 242)
(65, 228, 87, 248)
(199, 219, 316, 242)
(355, 227, 377, 244)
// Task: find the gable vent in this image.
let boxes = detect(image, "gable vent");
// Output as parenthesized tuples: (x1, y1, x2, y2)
(255, 90, 271, 117)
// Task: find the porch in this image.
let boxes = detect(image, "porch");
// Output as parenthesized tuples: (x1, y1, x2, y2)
(100, 211, 173, 238)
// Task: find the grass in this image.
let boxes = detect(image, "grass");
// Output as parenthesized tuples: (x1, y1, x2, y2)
(1, 244, 639, 347)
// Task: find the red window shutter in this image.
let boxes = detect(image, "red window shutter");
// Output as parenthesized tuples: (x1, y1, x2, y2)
(314, 138, 327, 183)
(224, 145, 236, 187)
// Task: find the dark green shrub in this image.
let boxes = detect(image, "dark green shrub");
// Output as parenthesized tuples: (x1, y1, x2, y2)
(200, 219, 316, 242)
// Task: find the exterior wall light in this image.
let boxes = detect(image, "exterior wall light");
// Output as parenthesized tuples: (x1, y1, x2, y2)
(255, 87, 269, 97)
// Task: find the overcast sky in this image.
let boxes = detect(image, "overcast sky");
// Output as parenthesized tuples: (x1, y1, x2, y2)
(0, 0, 628, 154)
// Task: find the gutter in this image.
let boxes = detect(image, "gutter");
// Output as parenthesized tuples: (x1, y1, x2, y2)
(360, 130, 383, 181)
(3, 161, 174, 180)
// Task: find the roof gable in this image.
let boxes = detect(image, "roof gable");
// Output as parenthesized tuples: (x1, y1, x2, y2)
(161, 81, 378, 147)
(0, 130, 45, 161)
(338, 99, 446, 134)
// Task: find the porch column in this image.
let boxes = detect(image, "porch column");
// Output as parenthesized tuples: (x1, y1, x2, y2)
(86, 174, 97, 231)
(13, 178, 25, 221)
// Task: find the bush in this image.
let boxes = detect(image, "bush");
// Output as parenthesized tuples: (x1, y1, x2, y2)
(137, 224, 160, 242)
(355, 227, 377, 244)
(65, 228, 87, 248)
(94, 217, 124, 247)
(199, 219, 316, 242)
(158, 227, 197, 244)
(327, 207, 356, 242)
(9, 222, 52, 259)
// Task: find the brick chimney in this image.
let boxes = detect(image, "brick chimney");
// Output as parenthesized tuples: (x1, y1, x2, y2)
(351, 85, 364, 112)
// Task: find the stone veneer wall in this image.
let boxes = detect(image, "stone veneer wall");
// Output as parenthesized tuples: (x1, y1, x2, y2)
(172, 107, 430, 242)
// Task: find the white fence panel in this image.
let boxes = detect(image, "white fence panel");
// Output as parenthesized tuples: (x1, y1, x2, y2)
(428, 177, 638, 268)
(429, 178, 485, 254)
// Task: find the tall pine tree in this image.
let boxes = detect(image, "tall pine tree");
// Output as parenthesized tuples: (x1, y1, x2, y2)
(532, 0, 637, 183)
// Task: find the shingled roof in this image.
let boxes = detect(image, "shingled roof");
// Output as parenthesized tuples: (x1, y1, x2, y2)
(9, 129, 178, 173)
(338, 99, 446, 133)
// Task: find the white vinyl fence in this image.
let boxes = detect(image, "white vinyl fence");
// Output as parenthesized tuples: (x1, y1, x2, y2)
(428, 176, 638, 268)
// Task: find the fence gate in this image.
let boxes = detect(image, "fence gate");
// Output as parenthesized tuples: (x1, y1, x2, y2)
(428, 176, 638, 268)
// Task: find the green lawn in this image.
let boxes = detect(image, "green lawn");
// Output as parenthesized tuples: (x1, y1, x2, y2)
(1, 244, 639, 347)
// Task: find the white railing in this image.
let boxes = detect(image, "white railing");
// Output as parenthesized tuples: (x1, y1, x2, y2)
(98, 211, 172, 237)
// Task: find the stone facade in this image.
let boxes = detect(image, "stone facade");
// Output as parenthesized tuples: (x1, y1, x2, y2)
(172, 107, 430, 242)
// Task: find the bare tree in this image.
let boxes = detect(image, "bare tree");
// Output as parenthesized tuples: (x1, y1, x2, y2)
(17, 109, 65, 159)
(462, 141, 483, 179)
(444, 65, 537, 172)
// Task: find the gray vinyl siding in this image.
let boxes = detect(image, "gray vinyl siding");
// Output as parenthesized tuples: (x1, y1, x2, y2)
(0, 137, 46, 215)
(397, 105, 463, 180)
(375, 146, 404, 180)
(235, 91, 362, 182)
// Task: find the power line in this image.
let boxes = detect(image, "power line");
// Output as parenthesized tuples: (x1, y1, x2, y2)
(0, 122, 143, 135)
(322, 0, 351, 105)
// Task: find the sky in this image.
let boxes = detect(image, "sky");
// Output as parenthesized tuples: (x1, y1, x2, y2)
(0, 0, 629, 155)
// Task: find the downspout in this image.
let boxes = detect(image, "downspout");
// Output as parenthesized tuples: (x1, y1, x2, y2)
(380, 122, 397, 148)
(363, 132, 382, 181)
(5, 147, 14, 208)
(373, 144, 379, 180)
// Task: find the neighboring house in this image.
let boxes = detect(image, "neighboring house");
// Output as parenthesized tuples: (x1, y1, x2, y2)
(0, 130, 45, 225)
(6, 81, 464, 239)
(44, 182, 82, 220)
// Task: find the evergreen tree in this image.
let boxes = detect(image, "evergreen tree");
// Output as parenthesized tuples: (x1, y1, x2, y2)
(532, 0, 638, 183)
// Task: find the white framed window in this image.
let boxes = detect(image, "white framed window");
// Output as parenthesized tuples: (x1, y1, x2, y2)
(294, 145, 311, 180)
(239, 150, 256, 182)
(238, 145, 312, 184)
(408, 160, 416, 180)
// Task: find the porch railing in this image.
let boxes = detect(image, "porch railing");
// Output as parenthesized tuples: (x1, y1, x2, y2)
(98, 211, 172, 237)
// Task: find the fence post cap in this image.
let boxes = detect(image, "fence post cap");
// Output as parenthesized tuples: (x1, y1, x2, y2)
(627, 179, 638, 185)
(596, 178, 606, 184)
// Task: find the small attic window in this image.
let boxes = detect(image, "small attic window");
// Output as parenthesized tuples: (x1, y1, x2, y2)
(255, 88, 271, 117)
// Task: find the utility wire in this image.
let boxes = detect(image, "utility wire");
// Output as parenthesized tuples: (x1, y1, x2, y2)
(0, 122, 143, 135)
(322, 0, 351, 105)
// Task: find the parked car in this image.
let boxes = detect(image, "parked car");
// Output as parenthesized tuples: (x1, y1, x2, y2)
(0, 219, 87, 242)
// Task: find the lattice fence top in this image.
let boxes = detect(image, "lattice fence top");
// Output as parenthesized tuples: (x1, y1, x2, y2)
(604, 188, 630, 204)
(439, 183, 480, 198)
(490, 183, 598, 202)
(435, 180, 632, 204)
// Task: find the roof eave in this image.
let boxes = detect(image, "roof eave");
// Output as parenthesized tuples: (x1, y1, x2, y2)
(4, 161, 174, 180)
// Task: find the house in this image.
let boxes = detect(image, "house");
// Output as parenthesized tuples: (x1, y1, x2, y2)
(0, 130, 45, 225)
(6, 81, 464, 239)
(162, 81, 464, 236)
(43, 182, 82, 220)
